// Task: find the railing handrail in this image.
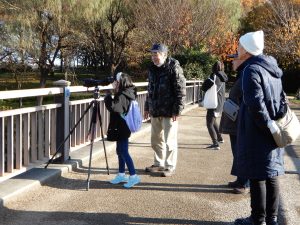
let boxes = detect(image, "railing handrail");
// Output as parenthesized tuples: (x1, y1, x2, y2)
(0, 80, 202, 100)
(0, 80, 202, 181)
(0, 104, 61, 117)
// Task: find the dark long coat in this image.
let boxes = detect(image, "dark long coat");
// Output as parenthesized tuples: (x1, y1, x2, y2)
(234, 55, 285, 179)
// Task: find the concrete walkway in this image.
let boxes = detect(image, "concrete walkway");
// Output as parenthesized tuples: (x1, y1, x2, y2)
(0, 106, 299, 225)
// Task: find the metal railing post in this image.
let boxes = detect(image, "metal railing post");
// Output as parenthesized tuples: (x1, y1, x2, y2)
(193, 81, 196, 104)
(53, 80, 71, 162)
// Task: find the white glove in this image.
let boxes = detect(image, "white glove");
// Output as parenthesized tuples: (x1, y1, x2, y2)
(267, 120, 280, 134)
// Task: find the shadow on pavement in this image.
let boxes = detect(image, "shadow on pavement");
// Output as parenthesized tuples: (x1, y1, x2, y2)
(40, 174, 233, 194)
(0, 207, 234, 225)
(284, 145, 300, 180)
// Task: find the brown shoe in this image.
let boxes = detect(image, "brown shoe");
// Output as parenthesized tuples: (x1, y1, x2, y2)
(145, 165, 164, 172)
(233, 187, 250, 194)
(161, 169, 175, 177)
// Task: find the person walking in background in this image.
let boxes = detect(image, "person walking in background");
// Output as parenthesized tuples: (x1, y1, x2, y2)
(201, 61, 228, 150)
(219, 59, 250, 194)
(144, 43, 186, 177)
(234, 30, 285, 225)
(104, 72, 140, 188)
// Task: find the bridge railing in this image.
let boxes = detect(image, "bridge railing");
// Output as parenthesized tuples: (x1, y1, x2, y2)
(0, 80, 202, 181)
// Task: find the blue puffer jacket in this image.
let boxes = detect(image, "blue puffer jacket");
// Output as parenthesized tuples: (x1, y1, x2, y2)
(234, 55, 285, 179)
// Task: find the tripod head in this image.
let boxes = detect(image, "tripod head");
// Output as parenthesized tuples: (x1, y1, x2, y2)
(93, 87, 100, 99)
(82, 77, 114, 88)
(82, 77, 114, 100)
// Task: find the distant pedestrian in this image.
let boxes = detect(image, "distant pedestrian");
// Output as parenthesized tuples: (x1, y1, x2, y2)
(104, 72, 140, 188)
(144, 43, 186, 177)
(201, 61, 228, 150)
(234, 30, 285, 225)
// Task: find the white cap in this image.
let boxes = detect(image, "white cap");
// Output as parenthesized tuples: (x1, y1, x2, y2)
(239, 30, 264, 56)
(116, 72, 122, 82)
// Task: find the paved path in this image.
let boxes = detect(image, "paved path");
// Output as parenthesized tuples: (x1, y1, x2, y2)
(0, 106, 299, 225)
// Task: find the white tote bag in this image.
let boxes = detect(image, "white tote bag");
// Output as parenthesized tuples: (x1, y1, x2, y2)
(202, 75, 218, 109)
(271, 106, 300, 147)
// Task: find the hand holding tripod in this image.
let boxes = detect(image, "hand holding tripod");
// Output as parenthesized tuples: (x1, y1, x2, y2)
(45, 86, 110, 191)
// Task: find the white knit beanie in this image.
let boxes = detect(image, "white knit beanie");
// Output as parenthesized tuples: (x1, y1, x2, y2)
(239, 30, 264, 56)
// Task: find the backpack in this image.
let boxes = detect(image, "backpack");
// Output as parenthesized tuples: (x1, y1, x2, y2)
(121, 100, 142, 133)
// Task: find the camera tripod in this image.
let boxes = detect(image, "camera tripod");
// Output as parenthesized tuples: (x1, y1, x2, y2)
(45, 86, 110, 190)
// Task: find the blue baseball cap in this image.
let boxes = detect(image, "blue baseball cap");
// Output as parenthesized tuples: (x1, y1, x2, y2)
(150, 43, 168, 53)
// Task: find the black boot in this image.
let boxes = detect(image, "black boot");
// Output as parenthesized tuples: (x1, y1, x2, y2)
(266, 216, 278, 225)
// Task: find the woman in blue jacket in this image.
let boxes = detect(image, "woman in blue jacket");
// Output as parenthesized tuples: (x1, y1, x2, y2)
(234, 31, 285, 225)
(104, 72, 140, 188)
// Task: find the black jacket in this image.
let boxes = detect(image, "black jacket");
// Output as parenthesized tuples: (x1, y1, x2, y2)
(201, 71, 228, 113)
(104, 86, 136, 141)
(145, 57, 186, 117)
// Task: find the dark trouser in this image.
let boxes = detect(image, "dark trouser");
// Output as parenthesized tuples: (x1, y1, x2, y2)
(250, 177, 279, 224)
(116, 138, 136, 175)
(230, 135, 249, 187)
(206, 109, 222, 145)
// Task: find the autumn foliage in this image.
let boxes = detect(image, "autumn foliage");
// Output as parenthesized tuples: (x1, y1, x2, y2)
(239, 0, 300, 69)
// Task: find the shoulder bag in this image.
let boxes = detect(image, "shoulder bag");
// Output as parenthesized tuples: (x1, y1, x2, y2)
(271, 105, 300, 148)
(200, 75, 218, 109)
(223, 98, 239, 121)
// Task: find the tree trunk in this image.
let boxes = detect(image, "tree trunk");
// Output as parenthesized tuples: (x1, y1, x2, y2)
(37, 68, 48, 106)
(60, 50, 64, 73)
(110, 63, 116, 76)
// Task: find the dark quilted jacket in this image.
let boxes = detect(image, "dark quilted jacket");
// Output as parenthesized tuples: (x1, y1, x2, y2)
(145, 57, 186, 117)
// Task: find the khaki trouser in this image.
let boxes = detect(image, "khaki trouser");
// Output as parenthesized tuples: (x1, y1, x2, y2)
(150, 117, 178, 170)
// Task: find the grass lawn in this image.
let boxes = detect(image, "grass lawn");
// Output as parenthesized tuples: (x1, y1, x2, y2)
(0, 71, 146, 110)
(0, 71, 99, 91)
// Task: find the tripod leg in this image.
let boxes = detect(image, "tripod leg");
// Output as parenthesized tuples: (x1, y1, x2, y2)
(86, 103, 98, 191)
(86, 121, 96, 191)
(45, 100, 95, 168)
(97, 102, 110, 175)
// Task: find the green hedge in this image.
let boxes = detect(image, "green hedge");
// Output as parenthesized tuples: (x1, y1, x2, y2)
(140, 47, 217, 80)
(174, 48, 217, 80)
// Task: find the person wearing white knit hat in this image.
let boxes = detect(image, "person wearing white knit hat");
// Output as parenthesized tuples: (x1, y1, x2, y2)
(239, 30, 264, 56)
(233, 31, 284, 225)
(236, 30, 264, 63)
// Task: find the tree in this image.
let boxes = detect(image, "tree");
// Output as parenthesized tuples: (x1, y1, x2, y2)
(241, 0, 267, 14)
(0, 0, 109, 104)
(239, 0, 300, 69)
(239, 0, 300, 93)
(206, 0, 241, 59)
(130, 0, 241, 66)
(76, 0, 135, 75)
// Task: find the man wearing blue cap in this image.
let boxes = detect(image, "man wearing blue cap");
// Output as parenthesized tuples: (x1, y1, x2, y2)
(144, 43, 186, 177)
